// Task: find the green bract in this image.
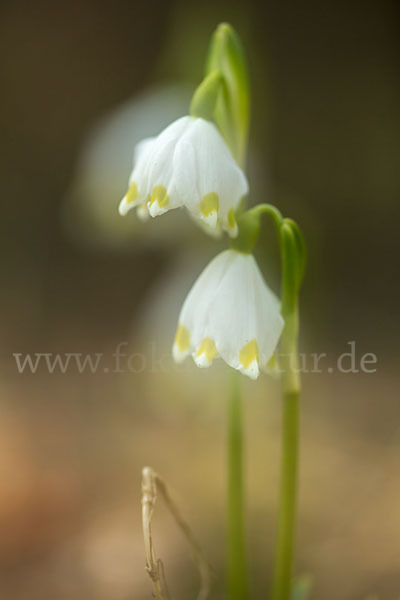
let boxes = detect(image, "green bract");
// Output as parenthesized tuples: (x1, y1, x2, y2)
(205, 23, 250, 167)
(190, 70, 224, 122)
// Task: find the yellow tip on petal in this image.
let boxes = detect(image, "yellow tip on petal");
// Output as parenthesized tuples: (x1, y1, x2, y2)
(266, 353, 277, 370)
(262, 352, 281, 378)
(149, 185, 169, 209)
(174, 324, 190, 353)
(126, 181, 139, 205)
(195, 337, 217, 366)
(239, 339, 259, 369)
(200, 192, 219, 218)
(227, 207, 238, 237)
(227, 207, 236, 229)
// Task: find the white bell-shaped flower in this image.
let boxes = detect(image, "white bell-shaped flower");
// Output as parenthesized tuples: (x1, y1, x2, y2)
(119, 116, 248, 237)
(172, 249, 284, 379)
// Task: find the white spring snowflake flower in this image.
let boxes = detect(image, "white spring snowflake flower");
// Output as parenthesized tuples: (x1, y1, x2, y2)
(118, 116, 248, 237)
(172, 249, 284, 379)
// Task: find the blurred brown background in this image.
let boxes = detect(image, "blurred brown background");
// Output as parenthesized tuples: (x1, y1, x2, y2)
(0, 0, 399, 598)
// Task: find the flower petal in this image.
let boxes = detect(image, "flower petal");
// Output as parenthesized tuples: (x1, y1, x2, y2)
(173, 118, 248, 236)
(172, 323, 191, 363)
(194, 337, 218, 368)
(119, 137, 155, 215)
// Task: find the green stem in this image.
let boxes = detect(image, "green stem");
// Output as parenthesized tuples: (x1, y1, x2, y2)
(227, 369, 249, 600)
(271, 311, 300, 600)
(272, 224, 302, 600)
(232, 202, 305, 599)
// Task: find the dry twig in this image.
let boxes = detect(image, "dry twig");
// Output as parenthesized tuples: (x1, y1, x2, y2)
(141, 466, 213, 600)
